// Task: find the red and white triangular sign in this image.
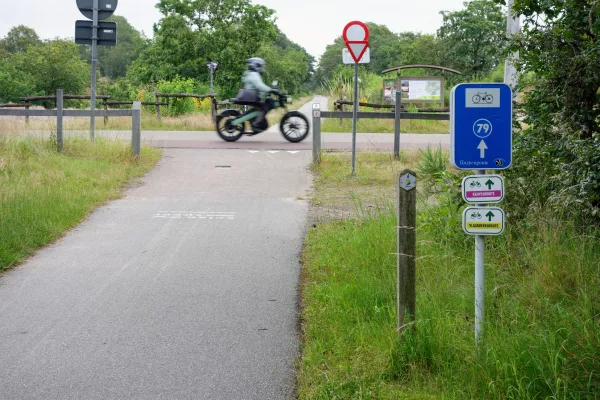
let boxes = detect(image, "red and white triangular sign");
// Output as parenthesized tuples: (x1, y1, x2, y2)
(343, 21, 370, 63)
(346, 41, 369, 63)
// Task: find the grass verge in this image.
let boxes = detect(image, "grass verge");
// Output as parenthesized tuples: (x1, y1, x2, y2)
(322, 117, 449, 134)
(0, 134, 162, 271)
(298, 151, 600, 399)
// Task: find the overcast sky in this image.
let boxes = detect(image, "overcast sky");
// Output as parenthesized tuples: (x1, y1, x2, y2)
(0, 0, 470, 59)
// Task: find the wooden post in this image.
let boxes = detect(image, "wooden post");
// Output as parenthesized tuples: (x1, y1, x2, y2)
(103, 101, 108, 126)
(24, 95, 30, 124)
(155, 89, 161, 121)
(210, 96, 217, 120)
(397, 169, 417, 336)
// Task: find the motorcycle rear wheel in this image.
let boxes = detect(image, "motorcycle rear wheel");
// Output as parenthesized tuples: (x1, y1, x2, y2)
(216, 110, 245, 142)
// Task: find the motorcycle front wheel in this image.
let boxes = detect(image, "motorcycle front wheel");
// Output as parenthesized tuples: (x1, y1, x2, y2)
(279, 111, 309, 143)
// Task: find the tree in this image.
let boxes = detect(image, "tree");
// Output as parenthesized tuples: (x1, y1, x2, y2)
(437, 0, 505, 78)
(500, 0, 600, 220)
(313, 24, 446, 87)
(12, 40, 89, 98)
(129, 0, 279, 98)
(1, 25, 40, 54)
(257, 29, 314, 95)
(0, 60, 37, 103)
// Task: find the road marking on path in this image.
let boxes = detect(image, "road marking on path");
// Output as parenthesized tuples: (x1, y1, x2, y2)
(153, 211, 236, 220)
(246, 150, 301, 155)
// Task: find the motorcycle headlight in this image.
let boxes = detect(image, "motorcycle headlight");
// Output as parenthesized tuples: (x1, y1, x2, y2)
(287, 96, 293, 103)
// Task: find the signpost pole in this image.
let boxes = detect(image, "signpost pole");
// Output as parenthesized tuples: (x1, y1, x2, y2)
(312, 104, 321, 164)
(397, 170, 417, 336)
(132, 101, 141, 157)
(57, 89, 63, 153)
(90, 0, 98, 141)
(504, 0, 520, 91)
(394, 90, 401, 159)
(352, 62, 359, 175)
(474, 168, 486, 344)
(451, 82, 512, 345)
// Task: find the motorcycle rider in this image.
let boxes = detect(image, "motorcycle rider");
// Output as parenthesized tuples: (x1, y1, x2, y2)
(242, 57, 275, 126)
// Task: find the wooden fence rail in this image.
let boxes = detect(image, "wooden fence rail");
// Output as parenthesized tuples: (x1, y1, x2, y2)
(334, 99, 450, 113)
(0, 103, 28, 108)
(20, 95, 111, 101)
(2, 90, 220, 124)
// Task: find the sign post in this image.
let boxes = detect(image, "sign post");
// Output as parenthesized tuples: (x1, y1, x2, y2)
(451, 82, 512, 344)
(342, 21, 370, 175)
(397, 170, 417, 336)
(76, 0, 119, 140)
(91, 0, 98, 140)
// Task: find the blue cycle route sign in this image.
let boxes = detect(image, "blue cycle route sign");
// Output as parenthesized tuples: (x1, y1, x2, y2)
(450, 83, 513, 170)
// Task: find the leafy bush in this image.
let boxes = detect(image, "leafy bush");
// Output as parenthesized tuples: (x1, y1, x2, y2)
(157, 76, 196, 116)
(504, 0, 600, 223)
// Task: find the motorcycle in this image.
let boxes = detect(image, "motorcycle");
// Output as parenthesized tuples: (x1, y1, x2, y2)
(215, 81, 310, 143)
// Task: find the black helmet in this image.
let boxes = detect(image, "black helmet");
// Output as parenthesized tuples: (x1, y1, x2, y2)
(247, 57, 266, 74)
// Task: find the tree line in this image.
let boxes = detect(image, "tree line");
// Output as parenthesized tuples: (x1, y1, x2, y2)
(0, 0, 315, 105)
(315, 0, 506, 87)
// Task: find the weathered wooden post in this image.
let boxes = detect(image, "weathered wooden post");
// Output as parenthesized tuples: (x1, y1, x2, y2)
(24, 95, 30, 124)
(397, 169, 417, 335)
(154, 89, 161, 122)
(103, 100, 109, 126)
(210, 95, 217, 120)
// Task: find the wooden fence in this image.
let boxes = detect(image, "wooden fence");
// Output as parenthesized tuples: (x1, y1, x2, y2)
(0, 90, 220, 124)
(334, 98, 450, 113)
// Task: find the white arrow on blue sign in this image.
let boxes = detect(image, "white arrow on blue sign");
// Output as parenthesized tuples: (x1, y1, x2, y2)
(450, 83, 513, 170)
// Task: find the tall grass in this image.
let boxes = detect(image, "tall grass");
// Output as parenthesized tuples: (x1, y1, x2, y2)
(321, 118, 450, 134)
(299, 152, 600, 399)
(0, 134, 162, 271)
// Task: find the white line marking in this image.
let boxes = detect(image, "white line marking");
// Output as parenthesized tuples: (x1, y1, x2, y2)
(153, 211, 236, 220)
(267, 151, 280, 154)
(287, 151, 300, 154)
(247, 150, 260, 153)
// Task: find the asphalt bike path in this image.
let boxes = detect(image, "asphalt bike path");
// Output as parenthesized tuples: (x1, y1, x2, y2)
(0, 149, 311, 399)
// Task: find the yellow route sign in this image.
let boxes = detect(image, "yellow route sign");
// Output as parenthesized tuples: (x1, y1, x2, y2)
(462, 207, 505, 236)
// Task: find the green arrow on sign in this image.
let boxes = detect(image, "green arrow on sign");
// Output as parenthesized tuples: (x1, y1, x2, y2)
(486, 211, 495, 221)
(485, 179, 494, 189)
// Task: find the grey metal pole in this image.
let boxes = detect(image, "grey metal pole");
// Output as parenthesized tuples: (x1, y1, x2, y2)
(394, 90, 401, 159)
(132, 101, 141, 157)
(90, 0, 99, 141)
(210, 67, 214, 95)
(504, 0, 520, 90)
(312, 108, 321, 164)
(56, 89, 63, 152)
(475, 168, 486, 343)
(351, 62, 359, 175)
